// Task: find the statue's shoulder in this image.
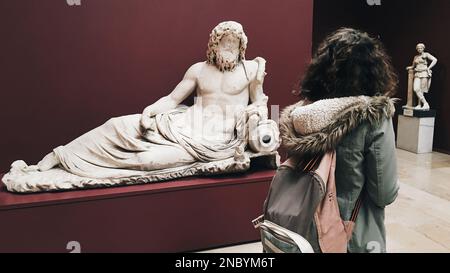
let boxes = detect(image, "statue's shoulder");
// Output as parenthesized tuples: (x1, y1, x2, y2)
(243, 57, 266, 80)
(189, 61, 206, 71)
(244, 57, 266, 69)
(185, 62, 206, 78)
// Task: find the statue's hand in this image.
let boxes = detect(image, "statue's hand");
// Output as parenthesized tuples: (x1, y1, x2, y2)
(246, 104, 268, 121)
(140, 115, 156, 131)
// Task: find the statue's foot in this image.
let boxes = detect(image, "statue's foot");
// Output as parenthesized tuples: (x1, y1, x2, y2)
(11, 160, 28, 171)
(10, 160, 39, 173)
(422, 103, 430, 111)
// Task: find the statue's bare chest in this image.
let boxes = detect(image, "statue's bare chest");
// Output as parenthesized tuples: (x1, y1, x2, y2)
(197, 65, 250, 96)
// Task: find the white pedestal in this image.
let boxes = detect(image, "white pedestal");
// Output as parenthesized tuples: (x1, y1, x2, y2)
(397, 114, 435, 154)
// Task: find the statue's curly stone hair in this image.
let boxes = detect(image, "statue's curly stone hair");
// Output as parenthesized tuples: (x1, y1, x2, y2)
(206, 21, 248, 70)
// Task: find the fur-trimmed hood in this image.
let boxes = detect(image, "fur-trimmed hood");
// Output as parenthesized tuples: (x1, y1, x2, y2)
(279, 96, 396, 156)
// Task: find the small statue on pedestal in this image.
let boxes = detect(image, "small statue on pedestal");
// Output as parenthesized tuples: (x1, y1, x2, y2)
(405, 43, 438, 111)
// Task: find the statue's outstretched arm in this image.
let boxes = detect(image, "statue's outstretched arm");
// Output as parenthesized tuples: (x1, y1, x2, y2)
(141, 62, 201, 129)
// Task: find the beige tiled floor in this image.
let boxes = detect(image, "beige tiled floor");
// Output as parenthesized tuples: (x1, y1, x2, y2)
(201, 149, 450, 253)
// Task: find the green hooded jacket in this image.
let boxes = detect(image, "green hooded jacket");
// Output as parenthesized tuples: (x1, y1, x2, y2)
(279, 96, 399, 253)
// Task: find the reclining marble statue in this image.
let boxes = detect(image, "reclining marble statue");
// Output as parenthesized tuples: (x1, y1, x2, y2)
(2, 21, 280, 193)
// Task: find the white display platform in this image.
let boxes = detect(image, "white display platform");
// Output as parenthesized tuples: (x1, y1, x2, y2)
(397, 109, 436, 154)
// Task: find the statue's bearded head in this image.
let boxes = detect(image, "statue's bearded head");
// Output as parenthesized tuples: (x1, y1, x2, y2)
(206, 21, 248, 72)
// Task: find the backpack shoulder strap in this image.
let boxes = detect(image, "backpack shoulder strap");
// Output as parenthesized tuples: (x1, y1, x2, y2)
(350, 194, 363, 222)
(281, 154, 322, 171)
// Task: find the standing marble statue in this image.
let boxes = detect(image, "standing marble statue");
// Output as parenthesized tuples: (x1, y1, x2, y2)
(405, 43, 438, 110)
(2, 21, 280, 192)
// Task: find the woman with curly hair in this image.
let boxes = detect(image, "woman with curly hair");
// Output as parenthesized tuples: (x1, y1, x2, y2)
(280, 28, 399, 253)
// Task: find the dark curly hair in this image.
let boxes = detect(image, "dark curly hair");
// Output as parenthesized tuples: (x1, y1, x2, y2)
(299, 28, 398, 101)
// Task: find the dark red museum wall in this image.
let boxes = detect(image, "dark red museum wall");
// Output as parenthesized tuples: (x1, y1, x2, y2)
(313, 0, 450, 153)
(0, 0, 313, 172)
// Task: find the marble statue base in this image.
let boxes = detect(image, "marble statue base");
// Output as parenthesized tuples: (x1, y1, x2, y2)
(397, 111, 436, 154)
(0, 168, 275, 252)
(401, 106, 436, 118)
